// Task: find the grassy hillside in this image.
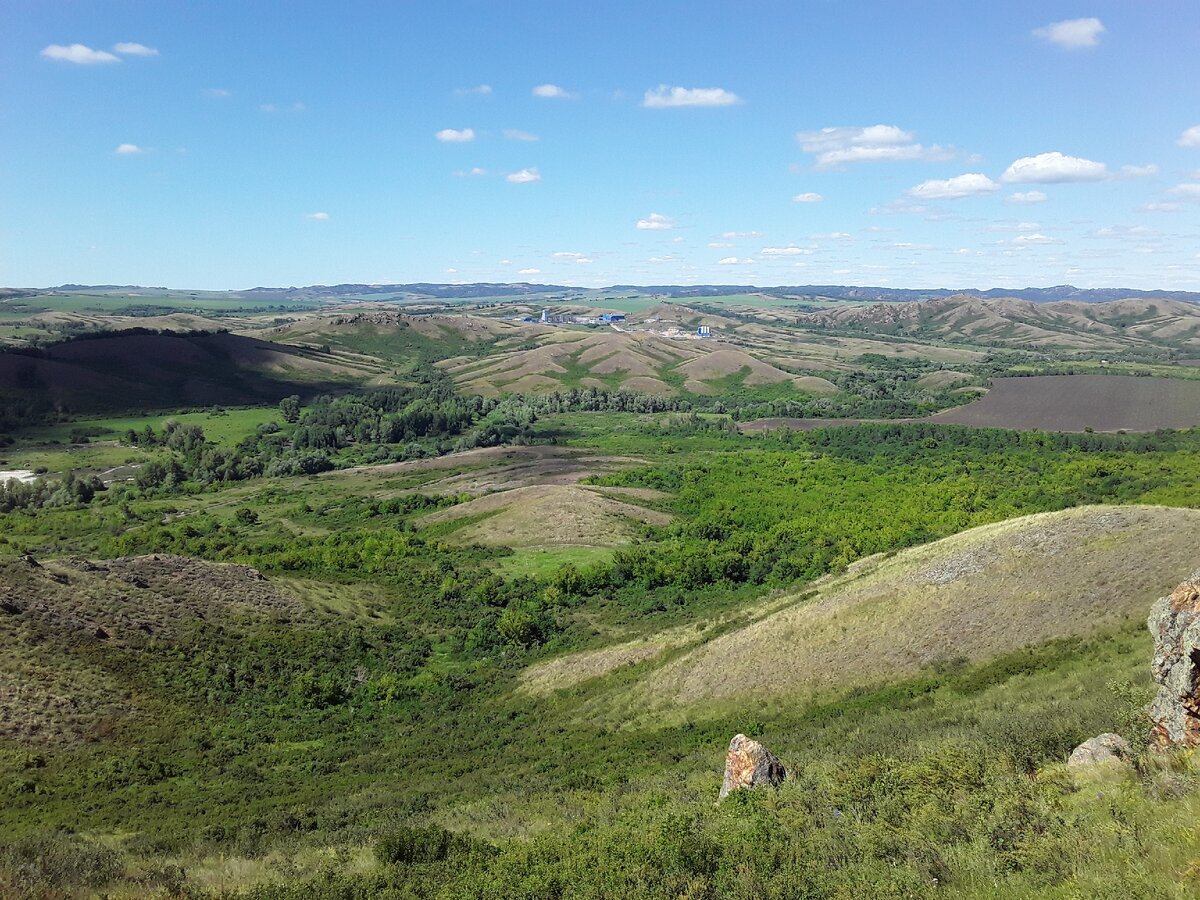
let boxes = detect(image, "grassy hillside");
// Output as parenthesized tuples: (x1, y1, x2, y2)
(551, 506, 1196, 714)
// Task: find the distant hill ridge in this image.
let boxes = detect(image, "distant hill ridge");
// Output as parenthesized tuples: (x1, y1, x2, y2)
(23, 283, 1200, 304)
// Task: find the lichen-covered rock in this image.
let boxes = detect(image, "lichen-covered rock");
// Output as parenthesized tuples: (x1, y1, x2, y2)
(1148, 574, 1200, 750)
(1068, 733, 1132, 768)
(719, 734, 785, 799)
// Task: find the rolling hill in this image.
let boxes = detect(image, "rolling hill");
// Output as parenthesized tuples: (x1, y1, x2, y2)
(0, 330, 380, 416)
(801, 295, 1200, 353)
(523, 505, 1200, 715)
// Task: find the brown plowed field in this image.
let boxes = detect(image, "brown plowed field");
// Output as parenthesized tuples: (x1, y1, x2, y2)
(740, 375, 1200, 434)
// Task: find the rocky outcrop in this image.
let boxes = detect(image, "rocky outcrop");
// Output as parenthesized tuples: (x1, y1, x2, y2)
(1148, 574, 1200, 750)
(719, 734, 786, 800)
(1068, 733, 1132, 768)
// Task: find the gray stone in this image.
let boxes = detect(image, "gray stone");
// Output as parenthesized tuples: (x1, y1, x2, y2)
(1148, 574, 1200, 750)
(1068, 733, 1132, 768)
(719, 733, 785, 800)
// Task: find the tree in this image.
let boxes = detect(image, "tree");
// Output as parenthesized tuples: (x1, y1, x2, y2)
(279, 395, 301, 424)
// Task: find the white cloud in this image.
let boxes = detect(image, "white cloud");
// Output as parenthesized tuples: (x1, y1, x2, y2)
(908, 173, 999, 199)
(1178, 125, 1200, 148)
(502, 128, 539, 141)
(518, 268, 541, 275)
(113, 42, 158, 56)
(203, 88, 231, 98)
(445, 268, 458, 273)
(41, 43, 120, 64)
(642, 85, 742, 108)
(796, 124, 951, 168)
(811, 231, 852, 240)
(454, 84, 492, 96)
(1167, 183, 1200, 201)
(553, 251, 593, 264)
(533, 83, 575, 99)
(1120, 164, 1159, 177)
(707, 242, 733, 249)
(720, 230, 763, 239)
(1005, 190, 1047, 205)
(435, 128, 475, 143)
(637, 212, 674, 231)
(506, 167, 541, 183)
(1033, 17, 1105, 50)
(1087, 225, 1156, 239)
(453, 167, 488, 177)
(1012, 233, 1060, 245)
(792, 192, 823, 203)
(305, 211, 330, 221)
(1140, 201, 1182, 213)
(718, 257, 754, 265)
(1001, 151, 1108, 183)
(114, 143, 143, 155)
(760, 245, 815, 256)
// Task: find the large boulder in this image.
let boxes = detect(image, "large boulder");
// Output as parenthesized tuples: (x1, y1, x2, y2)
(1148, 574, 1200, 750)
(1068, 733, 1132, 768)
(719, 733, 786, 800)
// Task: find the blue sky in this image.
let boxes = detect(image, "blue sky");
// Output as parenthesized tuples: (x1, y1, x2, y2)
(2, 1, 1199, 290)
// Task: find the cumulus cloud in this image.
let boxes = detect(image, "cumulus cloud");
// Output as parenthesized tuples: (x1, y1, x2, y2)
(642, 85, 742, 108)
(502, 129, 539, 141)
(41, 43, 120, 64)
(114, 143, 143, 155)
(1178, 126, 1200, 148)
(1087, 224, 1156, 239)
(908, 173, 999, 199)
(792, 192, 823, 203)
(1167, 183, 1200, 201)
(718, 257, 754, 265)
(305, 211, 330, 221)
(113, 42, 158, 56)
(1033, 17, 1105, 49)
(1001, 151, 1108, 183)
(1140, 201, 1182, 213)
(506, 168, 541, 183)
(636, 213, 674, 231)
(532, 84, 574, 99)
(518, 268, 541, 275)
(720, 230, 763, 239)
(1011, 233, 1060, 245)
(435, 128, 475, 143)
(454, 84, 492, 96)
(760, 245, 814, 256)
(554, 251, 593, 264)
(1005, 190, 1047, 205)
(796, 124, 951, 168)
(811, 232, 852, 241)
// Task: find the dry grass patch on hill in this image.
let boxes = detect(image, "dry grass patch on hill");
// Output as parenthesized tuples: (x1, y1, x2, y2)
(416, 484, 671, 547)
(634, 505, 1200, 711)
(335, 445, 648, 495)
